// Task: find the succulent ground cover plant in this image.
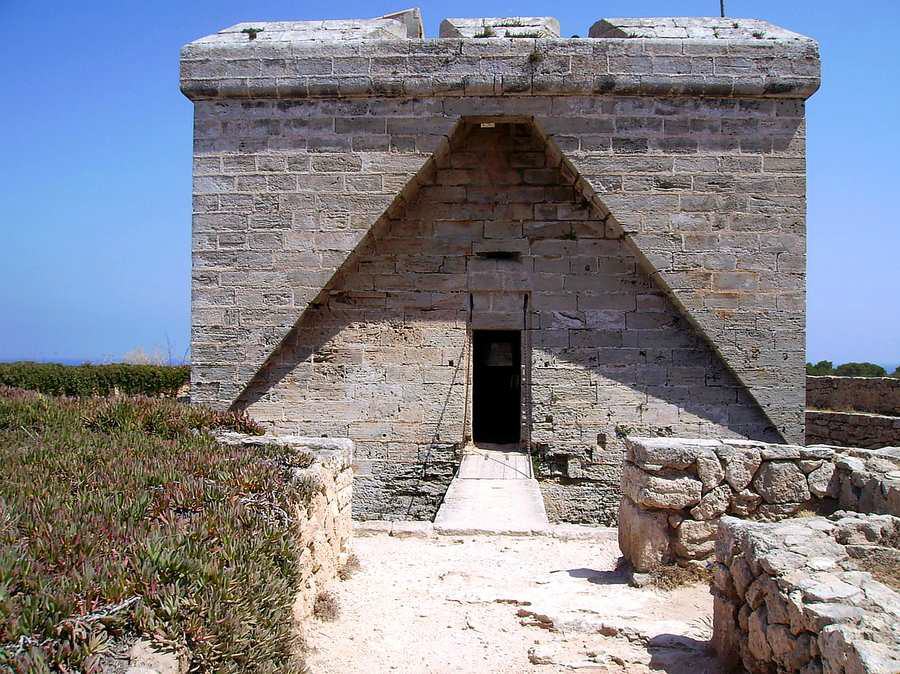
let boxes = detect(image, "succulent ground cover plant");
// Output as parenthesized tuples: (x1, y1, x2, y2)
(0, 389, 309, 672)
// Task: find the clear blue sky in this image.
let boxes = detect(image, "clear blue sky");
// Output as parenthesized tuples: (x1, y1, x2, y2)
(1, 1, 897, 368)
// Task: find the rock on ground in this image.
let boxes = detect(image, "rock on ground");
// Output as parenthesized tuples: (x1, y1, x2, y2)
(303, 526, 719, 673)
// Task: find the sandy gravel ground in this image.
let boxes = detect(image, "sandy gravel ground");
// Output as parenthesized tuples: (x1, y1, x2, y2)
(303, 525, 720, 673)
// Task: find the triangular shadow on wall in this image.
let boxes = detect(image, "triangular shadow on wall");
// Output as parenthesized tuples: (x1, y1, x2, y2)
(233, 116, 781, 444)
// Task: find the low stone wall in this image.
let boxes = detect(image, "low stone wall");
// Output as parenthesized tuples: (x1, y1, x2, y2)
(618, 437, 836, 572)
(712, 513, 900, 674)
(215, 433, 354, 620)
(806, 409, 900, 449)
(833, 446, 900, 515)
(807, 376, 900, 416)
(806, 376, 900, 449)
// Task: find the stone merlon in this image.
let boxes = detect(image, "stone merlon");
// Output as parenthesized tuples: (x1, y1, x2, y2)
(180, 12, 820, 101)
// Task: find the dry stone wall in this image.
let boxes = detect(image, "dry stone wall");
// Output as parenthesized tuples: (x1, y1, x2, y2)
(806, 411, 900, 450)
(215, 432, 353, 621)
(807, 376, 900, 417)
(619, 437, 900, 571)
(833, 447, 900, 516)
(618, 436, 836, 571)
(806, 376, 900, 449)
(712, 513, 900, 674)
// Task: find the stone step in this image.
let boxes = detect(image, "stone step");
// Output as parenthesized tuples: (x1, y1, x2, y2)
(434, 451, 550, 535)
(456, 447, 533, 479)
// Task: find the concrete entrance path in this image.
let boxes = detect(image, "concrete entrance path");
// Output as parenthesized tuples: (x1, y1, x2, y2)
(433, 448, 550, 535)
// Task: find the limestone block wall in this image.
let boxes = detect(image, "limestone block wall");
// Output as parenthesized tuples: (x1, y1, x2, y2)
(215, 433, 353, 621)
(228, 122, 779, 523)
(618, 436, 836, 571)
(712, 513, 900, 674)
(806, 376, 900, 448)
(181, 14, 819, 524)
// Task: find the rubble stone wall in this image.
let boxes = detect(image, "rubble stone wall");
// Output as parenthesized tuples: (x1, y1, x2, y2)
(806, 410, 900, 450)
(806, 376, 900, 449)
(807, 376, 900, 416)
(832, 447, 900, 516)
(618, 436, 836, 571)
(619, 437, 900, 571)
(712, 513, 900, 674)
(215, 433, 353, 621)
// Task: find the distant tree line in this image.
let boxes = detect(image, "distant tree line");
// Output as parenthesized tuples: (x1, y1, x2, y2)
(0, 362, 189, 396)
(806, 361, 900, 378)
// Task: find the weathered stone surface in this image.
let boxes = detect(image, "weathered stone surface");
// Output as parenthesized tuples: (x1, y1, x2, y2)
(716, 444, 763, 492)
(690, 484, 731, 521)
(730, 489, 762, 517)
(617, 496, 670, 572)
(761, 444, 804, 460)
(747, 606, 771, 662)
(673, 519, 717, 559)
(696, 450, 726, 492)
(832, 449, 900, 517)
(439, 16, 560, 38)
(711, 595, 741, 669)
(714, 515, 900, 674)
(807, 410, 900, 450)
(753, 461, 811, 504)
(622, 462, 702, 510)
(625, 437, 715, 471)
(757, 502, 806, 520)
(619, 438, 900, 574)
(590, 17, 812, 42)
(807, 461, 837, 498)
(222, 432, 353, 623)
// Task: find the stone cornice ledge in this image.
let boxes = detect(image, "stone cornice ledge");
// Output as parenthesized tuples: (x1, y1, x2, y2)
(180, 37, 820, 101)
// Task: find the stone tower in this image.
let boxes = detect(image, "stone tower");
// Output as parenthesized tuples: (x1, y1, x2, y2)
(180, 12, 820, 523)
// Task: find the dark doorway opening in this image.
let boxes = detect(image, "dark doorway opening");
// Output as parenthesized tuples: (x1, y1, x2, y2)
(472, 330, 521, 444)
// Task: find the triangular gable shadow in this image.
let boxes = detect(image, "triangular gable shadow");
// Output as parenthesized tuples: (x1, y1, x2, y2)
(235, 116, 784, 442)
(234, 118, 466, 409)
(531, 122, 784, 441)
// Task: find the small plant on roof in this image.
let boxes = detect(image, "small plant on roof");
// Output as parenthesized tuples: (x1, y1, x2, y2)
(241, 27, 264, 40)
(473, 25, 497, 38)
(492, 18, 526, 28)
(507, 30, 544, 38)
(752, 30, 766, 39)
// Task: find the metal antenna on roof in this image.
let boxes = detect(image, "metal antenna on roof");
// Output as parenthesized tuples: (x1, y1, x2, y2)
(720, 1, 726, 17)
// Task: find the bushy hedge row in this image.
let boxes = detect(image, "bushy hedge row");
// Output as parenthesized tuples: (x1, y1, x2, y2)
(0, 389, 309, 673)
(0, 362, 190, 397)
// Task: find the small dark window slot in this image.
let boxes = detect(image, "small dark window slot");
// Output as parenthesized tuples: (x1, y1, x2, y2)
(476, 251, 520, 261)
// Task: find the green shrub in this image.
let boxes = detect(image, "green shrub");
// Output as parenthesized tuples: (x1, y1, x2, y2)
(806, 360, 834, 376)
(0, 391, 304, 672)
(806, 360, 892, 377)
(834, 362, 887, 377)
(0, 362, 190, 397)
